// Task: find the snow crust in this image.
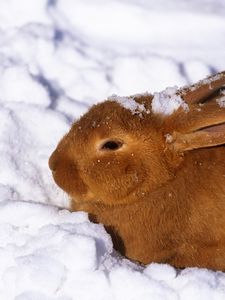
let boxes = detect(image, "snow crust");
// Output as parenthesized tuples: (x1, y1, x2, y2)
(0, 0, 225, 299)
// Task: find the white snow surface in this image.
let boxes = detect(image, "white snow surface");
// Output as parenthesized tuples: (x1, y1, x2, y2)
(1, 0, 225, 299)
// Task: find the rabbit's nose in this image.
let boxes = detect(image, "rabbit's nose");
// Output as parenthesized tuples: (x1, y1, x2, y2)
(49, 151, 59, 171)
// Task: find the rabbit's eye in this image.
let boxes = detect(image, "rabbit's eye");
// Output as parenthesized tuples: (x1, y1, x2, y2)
(101, 140, 123, 151)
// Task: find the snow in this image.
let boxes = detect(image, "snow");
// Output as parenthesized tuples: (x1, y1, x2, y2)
(0, 0, 225, 299)
(189, 72, 225, 92)
(216, 91, 225, 108)
(0, 66, 50, 106)
(152, 87, 189, 115)
(108, 94, 148, 116)
(2, 205, 225, 300)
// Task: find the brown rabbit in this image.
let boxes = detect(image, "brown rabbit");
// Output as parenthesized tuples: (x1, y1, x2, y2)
(49, 71, 225, 271)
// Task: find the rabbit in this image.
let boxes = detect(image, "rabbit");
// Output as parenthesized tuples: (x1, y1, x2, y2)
(49, 71, 225, 271)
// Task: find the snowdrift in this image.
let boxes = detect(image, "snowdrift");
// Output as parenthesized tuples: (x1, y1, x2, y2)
(1, 0, 225, 299)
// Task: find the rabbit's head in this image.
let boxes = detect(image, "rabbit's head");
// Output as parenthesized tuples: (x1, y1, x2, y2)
(49, 72, 225, 206)
(49, 95, 174, 205)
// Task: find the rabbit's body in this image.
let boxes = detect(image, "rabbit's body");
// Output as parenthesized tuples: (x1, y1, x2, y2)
(72, 146, 225, 269)
(49, 72, 225, 270)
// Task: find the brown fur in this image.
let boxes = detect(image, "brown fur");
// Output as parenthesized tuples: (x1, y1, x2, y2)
(49, 71, 225, 270)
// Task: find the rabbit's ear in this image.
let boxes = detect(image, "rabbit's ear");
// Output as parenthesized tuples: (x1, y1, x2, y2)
(165, 71, 225, 152)
(178, 71, 225, 104)
(170, 123, 225, 152)
(167, 91, 225, 152)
